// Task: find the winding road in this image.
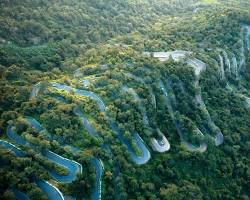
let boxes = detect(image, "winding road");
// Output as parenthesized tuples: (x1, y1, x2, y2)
(218, 25, 250, 109)
(121, 84, 170, 153)
(26, 116, 103, 200)
(29, 80, 151, 200)
(159, 80, 207, 152)
(7, 122, 82, 184)
(187, 57, 224, 146)
(0, 139, 64, 200)
(145, 50, 224, 147)
(42, 82, 151, 165)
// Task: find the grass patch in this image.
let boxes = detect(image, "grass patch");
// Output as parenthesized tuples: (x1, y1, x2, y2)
(202, 0, 218, 3)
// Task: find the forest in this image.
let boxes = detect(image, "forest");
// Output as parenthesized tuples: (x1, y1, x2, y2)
(0, 0, 250, 200)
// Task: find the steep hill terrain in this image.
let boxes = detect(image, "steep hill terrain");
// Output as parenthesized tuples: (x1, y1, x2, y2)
(0, 0, 250, 200)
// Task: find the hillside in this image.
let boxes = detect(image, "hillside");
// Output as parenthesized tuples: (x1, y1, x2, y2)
(0, 0, 250, 200)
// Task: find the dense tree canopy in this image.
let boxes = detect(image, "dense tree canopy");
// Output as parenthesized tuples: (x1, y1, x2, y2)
(0, 0, 250, 199)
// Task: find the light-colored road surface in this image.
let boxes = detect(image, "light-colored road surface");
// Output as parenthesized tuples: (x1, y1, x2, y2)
(146, 51, 224, 147)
